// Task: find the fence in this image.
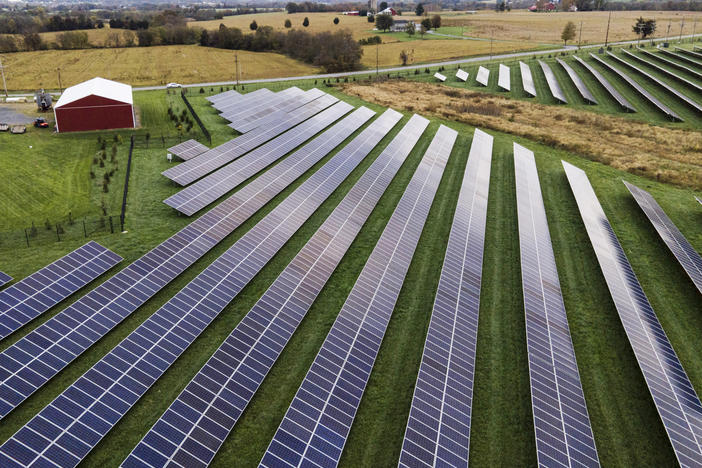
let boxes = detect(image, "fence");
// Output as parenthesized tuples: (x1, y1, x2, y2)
(181, 90, 212, 144)
(120, 136, 134, 232)
(0, 214, 121, 248)
(130, 132, 202, 149)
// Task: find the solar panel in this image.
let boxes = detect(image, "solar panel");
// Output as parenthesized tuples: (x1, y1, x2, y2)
(456, 69, 469, 82)
(514, 145, 599, 468)
(0, 273, 11, 288)
(162, 93, 339, 186)
(399, 128, 492, 468)
(213, 88, 272, 114)
(0, 110, 368, 424)
(538, 60, 567, 104)
(498, 64, 510, 91)
(206, 89, 240, 104)
(697, 196, 702, 205)
(658, 47, 702, 69)
(674, 46, 702, 61)
(624, 181, 702, 295)
(607, 51, 702, 114)
(573, 56, 636, 112)
(260, 122, 453, 468)
(434, 72, 447, 82)
(520, 61, 537, 97)
(563, 161, 702, 468)
(590, 53, 681, 120)
(0, 241, 122, 342)
(167, 140, 210, 161)
(476, 66, 490, 86)
(235, 89, 324, 134)
(165, 101, 354, 216)
(122, 110, 411, 468)
(625, 49, 702, 93)
(0, 108, 381, 468)
(638, 48, 702, 81)
(556, 58, 597, 104)
(222, 87, 302, 125)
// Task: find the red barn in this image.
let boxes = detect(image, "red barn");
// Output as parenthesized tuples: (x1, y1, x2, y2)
(54, 77, 135, 133)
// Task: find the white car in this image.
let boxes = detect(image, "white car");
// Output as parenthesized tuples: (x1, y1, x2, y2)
(166, 83, 182, 89)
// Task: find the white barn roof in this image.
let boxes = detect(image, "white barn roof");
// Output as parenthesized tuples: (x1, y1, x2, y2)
(55, 77, 133, 108)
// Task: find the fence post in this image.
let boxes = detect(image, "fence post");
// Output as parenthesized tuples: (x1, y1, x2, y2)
(180, 90, 211, 145)
(55, 224, 60, 241)
(24, 228, 29, 248)
(120, 136, 134, 233)
(83, 219, 87, 237)
(109, 216, 114, 234)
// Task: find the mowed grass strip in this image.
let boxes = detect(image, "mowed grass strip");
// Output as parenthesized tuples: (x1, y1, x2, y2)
(0, 86, 699, 468)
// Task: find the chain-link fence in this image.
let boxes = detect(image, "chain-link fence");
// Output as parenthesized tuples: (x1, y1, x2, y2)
(0, 214, 120, 248)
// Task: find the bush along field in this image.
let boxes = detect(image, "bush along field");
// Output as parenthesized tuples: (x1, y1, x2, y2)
(0, 82, 699, 468)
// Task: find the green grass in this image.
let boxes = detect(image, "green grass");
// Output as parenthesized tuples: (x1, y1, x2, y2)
(0, 83, 700, 468)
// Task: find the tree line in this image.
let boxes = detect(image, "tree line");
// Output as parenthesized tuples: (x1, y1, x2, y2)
(202, 25, 363, 72)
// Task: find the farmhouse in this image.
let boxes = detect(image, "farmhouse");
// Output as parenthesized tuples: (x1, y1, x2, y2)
(54, 77, 135, 133)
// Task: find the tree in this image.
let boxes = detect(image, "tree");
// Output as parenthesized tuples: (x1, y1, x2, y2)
(250, 20, 257, 30)
(420, 22, 429, 38)
(415, 3, 424, 16)
(367, 15, 375, 23)
(633, 17, 656, 39)
(400, 49, 414, 65)
(405, 21, 416, 37)
(23, 33, 43, 51)
(200, 29, 210, 46)
(560, 0, 573, 11)
(379, 1, 388, 10)
(561, 21, 576, 45)
(302, 17, 309, 27)
(431, 14, 441, 29)
(375, 14, 394, 32)
(421, 17, 432, 31)
(285, 19, 292, 28)
(333, 17, 339, 25)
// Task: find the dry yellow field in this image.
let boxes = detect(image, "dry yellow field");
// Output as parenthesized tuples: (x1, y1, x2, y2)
(0, 45, 318, 90)
(38, 27, 116, 45)
(192, 11, 378, 39)
(440, 10, 702, 45)
(362, 38, 534, 68)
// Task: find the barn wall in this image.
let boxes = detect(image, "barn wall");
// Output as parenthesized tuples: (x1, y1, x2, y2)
(55, 95, 135, 132)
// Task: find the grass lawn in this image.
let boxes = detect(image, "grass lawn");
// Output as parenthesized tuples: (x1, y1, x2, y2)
(0, 82, 700, 468)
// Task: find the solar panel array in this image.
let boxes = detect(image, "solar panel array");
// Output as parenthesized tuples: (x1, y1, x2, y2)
(498, 64, 511, 91)
(261, 122, 453, 468)
(624, 181, 702, 295)
(589, 54, 681, 119)
(168, 140, 210, 161)
(520, 61, 537, 97)
(607, 52, 702, 114)
(0, 107, 379, 468)
(0, 242, 121, 343)
(163, 93, 338, 186)
(514, 145, 599, 468)
(563, 161, 702, 468)
(0, 272, 11, 288)
(399, 128, 493, 468)
(624, 49, 702, 93)
(456, 69, 469, 82)
(164, 101, 354, 216)
(538, 60, 567, 104)
(476, 66, 489, 86)
(434, 72, 447, 82)
(123, 110, 414, 468)
(214, 88, 271, 114)
(697, 196, 702, 205)
(222, 88, 302, 126)
(659, 47, 702, 69)
(556, 58, 597, 104)
(573, 56, 636, 112)
(205, 89, 240, 105)
(235, 89, 324, 134)
(674, 46, 702, 61)
(639, 48, 702, 81)
(0, 99, 358, 423)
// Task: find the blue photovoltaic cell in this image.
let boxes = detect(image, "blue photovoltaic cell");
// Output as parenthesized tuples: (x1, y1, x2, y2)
(589, 53, 681, 121)
(122, 109, 413, 468)
(563, 161, 702, 468)
(624, 181, 702, 295)
(0, 98, 357, 424)
(514, 145, 599, 468)
(163, 93, 338, 186)
(164, 101, 353, 216)
(0, 241, 122, 342)
(573, 56, 636, 113)
(0, 108, 377, 468)
(0, 273, 11, 288)
(398, 128, 492, 468)
(260, 123, 453, 468)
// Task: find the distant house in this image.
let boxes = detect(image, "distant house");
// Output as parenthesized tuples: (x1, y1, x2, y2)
(379, 7, 399, 15)
(342, 10, 360, 15)
(390, 20, 420, 32)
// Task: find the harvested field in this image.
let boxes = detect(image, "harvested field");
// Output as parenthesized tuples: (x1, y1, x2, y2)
(342, 80, 702, 189)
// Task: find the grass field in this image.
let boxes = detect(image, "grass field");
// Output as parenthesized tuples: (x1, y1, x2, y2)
(0, 81, 700, 468)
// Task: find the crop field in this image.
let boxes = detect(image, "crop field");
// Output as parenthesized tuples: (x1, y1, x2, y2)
(0, 72, 700, 468)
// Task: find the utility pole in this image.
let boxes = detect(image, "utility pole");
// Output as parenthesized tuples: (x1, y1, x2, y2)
(235, 52, 239, 87)
(376, 42, 379, 75)
(57, 68, 62, 93)
(666, 20, 672, 44)
(604, 10, 611, 47)
(692, 18, 697, 44)
(0, 56, 7, 97)
(679, 17, 685, 43)
(489, 28, 494, 62)
(578, 21, 583, 49)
